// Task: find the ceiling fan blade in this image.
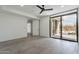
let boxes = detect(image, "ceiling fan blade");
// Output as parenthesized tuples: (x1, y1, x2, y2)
(45, 8, 53, 11)
(40, 9, 44, 14)
(36, 5, 43, 9)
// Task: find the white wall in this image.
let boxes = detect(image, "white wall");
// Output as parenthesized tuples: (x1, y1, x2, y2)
(0, 10, 27, 42)
(32, 20, 39, 36)
(40, 16, 49, 37)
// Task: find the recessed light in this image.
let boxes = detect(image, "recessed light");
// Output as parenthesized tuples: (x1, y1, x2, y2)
(20, 5, 24, 7)
(61, 5, 64, 8)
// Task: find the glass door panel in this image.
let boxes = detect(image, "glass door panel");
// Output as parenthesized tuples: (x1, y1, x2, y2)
(62, 14, 77, 41)
(51, 17, 61, 38)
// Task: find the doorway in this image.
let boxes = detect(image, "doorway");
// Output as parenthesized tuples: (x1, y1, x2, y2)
(50, 12, 78, 42)
(27, 20, 32, 37)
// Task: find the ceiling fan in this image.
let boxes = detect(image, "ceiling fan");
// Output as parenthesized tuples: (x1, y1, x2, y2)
(36, 5, 53, 14)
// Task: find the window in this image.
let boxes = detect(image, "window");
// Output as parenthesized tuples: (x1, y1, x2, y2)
(50, 12, 78, 42)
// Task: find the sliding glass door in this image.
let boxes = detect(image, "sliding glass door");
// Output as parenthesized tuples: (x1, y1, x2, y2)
(62, 13, 77, 41)
(51, 17, 61, 38)
(50, 12, 78, 42)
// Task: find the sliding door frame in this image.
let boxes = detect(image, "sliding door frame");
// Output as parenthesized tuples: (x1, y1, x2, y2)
(49, 9, 78, 42)
(49, 16, 61, 39)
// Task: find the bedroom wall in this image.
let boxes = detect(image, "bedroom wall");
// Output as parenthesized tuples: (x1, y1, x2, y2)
(0, 10, 28, 42)
(40, 16, 49, 37)
(32, 20, 39, 36)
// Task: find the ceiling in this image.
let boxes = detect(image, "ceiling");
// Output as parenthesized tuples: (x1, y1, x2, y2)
(0, 5, 79, 19)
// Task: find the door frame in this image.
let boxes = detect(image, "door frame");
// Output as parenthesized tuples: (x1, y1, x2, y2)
(49, 9, 78, 42)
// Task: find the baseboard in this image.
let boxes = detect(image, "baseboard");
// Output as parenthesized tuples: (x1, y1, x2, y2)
(39, 36, 49, 38)
(0, 36, 27, 44)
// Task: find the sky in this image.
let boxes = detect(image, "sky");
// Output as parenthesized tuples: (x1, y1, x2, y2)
(62, 14, 76, 25)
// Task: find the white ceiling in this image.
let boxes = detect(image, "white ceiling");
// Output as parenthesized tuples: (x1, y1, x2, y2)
(0, 5, 79, 19)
